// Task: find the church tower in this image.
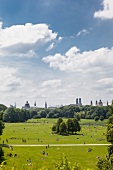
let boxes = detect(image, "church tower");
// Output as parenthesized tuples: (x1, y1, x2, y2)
(34, 101, 36, 107)
(45, 101, 47, 109)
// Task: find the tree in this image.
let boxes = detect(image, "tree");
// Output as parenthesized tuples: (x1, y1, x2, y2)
(106, 124, 113, 143)
(66, 119, 74, 134)
(0, 104, 7, 112)
(0, 111, 5, 163)
(38, 110, 47, 118)
(59, 122, 67, 135)
(56, 118, 63, 133)
(94, 116, 99, 121)
(108, 116, 113, 124)
(74, 113, 80, 121)
(52, 124, 56, 132)
(100, 115, 104, 121)
(3, 108, 18, 122)
(73, 118, 81, 134)
(109, 100, 113, 115)
(0, 121, 4, 136)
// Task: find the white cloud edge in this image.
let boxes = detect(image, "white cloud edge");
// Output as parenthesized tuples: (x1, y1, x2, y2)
(42, 46, 113, 72)
(94, 0, 113, 19)
(0, 22, 58, 57)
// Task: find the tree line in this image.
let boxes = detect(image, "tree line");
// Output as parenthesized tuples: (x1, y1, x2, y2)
(0, 104, 111, 123)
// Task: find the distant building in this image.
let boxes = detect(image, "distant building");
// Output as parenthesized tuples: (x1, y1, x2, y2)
(76, 98, 78, 105)
(10, 102, 16, 108)
(76, 98, 82, 106)
(96, 99, 103, 107)
(34, 101, 36, 107)
(22, 101, 30, 110)
(90, 101, 93, 106)
(45, 101, 47, 109)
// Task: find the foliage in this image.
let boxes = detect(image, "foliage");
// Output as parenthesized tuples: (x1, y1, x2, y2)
(106, 124, 113, 143)
(96, 158, 113, 170)
(66, 119, 74, 134)
(0, 121, 4, 136)
(1, 103, 110, 122)
(0, 147, 4, 163)
(73, 118, 81, 133)
(0, 104, 7, 112)
(52, 118, 81, 135)
(108, 116, 113, 124)
(99, 116, 104, 121)
(59, 122, 67, 135)
(94, 116, 99, 121)
(56, 117, 63, 133)
(54, 155, 82, 170)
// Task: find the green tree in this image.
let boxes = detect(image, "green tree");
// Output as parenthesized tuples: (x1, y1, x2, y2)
(108, 116, 113, 124)
(94, 116, 99, 121)
(56, 117, 63, 133)
(106, 124, 113, 143)
(0, 111, 5, 163)
(0, 104, 7, 112)
(3, 108, 18, 122)
(38, 110, 47, 118)
(52, 124, 56, 132)
(100, 115, 104, 121)
(109, 100, 113, 115)
(73, 118, 81, 134)
(74, 113, 80, 121)
(66, 118, 74, 134)
(59, 122, 67, 135)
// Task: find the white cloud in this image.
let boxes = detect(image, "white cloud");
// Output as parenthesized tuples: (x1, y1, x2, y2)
(43, 46, 113, 72)
(0, 22, 57, 57)
(0, 67, 21, 92)
(46, 43, 55, 51)
(76, 29, 89, 38)
(58, 36, 63, 41)
(97, 78, 113, 89)
(94, 0, 113, 19)
(65, 47, 80, 57)
(42, 79, 61, 88)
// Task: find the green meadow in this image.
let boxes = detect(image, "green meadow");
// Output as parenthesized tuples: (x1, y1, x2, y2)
(0, 119, 109, 169)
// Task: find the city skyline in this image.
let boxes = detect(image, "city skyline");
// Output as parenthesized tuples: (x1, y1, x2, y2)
(0, 0, 113, 107)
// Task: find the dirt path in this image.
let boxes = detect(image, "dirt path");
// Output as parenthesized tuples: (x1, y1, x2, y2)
(10, 144, 110, 147)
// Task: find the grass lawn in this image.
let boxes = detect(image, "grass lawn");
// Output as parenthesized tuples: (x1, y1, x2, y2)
(0, 118, 109, 169)
(3, 145, 108, 170)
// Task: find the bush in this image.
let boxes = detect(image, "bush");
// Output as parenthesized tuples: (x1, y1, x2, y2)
(54, 155, 82, 170)
(0, 147, 4, 163)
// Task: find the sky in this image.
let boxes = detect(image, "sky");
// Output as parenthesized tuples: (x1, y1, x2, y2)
(0, 0, 113, 108)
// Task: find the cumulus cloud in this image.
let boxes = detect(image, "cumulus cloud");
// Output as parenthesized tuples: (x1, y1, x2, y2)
(42, 46, 113, 72)
(0, 22, 57, 57)
(94, 0, 113, 19)
(42, 79, 61, 88)
(65, 47, 80, 57)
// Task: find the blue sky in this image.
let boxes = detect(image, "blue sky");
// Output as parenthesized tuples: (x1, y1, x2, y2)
(0, 0, 113, 108)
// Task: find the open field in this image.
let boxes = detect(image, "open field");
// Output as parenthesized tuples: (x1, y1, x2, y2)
(3, 145, 108, 170)
(0, 119, 109, 169)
